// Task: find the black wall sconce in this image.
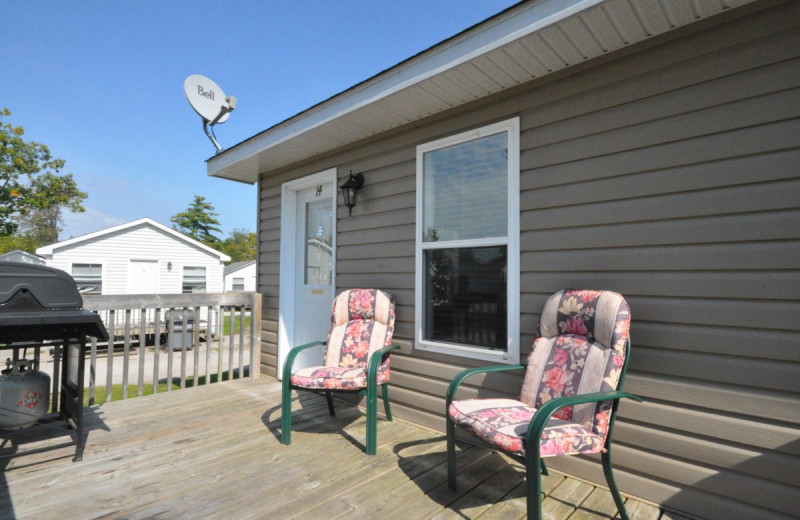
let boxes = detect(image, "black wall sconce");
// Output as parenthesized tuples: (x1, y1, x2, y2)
(340, 171, 364, 216)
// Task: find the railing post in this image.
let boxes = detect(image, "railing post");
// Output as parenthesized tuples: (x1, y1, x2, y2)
(251, 292, 262, 379)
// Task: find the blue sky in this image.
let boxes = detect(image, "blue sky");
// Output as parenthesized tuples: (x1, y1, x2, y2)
(2, 0, 519, 241)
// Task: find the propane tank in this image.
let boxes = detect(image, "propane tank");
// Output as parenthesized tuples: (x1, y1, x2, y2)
(0, 358, 51, 430)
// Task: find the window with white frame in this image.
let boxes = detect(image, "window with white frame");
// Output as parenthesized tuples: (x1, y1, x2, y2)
(182, 266, 206, 293)
(415, 118, 520, 363)
(232, 277, 245, 291)
(72, 263, 103, 294)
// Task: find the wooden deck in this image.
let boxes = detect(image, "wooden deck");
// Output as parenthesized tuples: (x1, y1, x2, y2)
(1, 378, 671, 520)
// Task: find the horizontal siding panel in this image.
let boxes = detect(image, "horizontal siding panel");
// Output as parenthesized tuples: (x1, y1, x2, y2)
(521, 270, 800, 302)
(520, 242, 800, 272)
(524, 88, 800, 168)
(517, 17, 800, 134)
(614, 422, 800, 487)
(522, 179, 800, 229)
(550, 453, 797, 520)
(625, 374, 799, 424)
(336, 257, 413, 275)
(520, 149, 800, 204)
(522, 58, 800, 151)
(622, 400, 800, 456)
(607, 445, 800, 517)
(337, 207, 415, 231)
(632, 347, 798, 392)
(522, 210, 800, 251)
(336, 224, 414, 245)
(521, 118, 800, 188)
(337, 240, 414, 260)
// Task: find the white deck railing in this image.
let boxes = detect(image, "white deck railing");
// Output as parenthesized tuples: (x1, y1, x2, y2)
(77, 292, 262, 404)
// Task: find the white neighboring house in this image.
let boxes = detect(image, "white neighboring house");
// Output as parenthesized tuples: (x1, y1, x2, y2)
(36, 217, 230, 295)
(0, 250, 45, 265)
(223, 260, 256, 292)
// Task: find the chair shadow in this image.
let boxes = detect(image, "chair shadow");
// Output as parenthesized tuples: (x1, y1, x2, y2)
(261, 390, 363, 450)
(391, 434, 527, 519)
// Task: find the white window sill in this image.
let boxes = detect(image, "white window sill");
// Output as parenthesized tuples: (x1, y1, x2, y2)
(416, 340, 518, 364)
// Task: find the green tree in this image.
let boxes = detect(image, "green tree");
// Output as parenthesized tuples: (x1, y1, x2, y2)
(221, 228, 256, 263)
(0, 108, 87, 250)
(170, 195, 223, 249)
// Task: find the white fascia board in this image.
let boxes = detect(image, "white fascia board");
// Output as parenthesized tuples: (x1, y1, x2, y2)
(206, 0, 605, 179)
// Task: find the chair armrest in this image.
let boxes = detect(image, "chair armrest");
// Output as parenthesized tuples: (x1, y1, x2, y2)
(525, 390, 642, 447)
(366, 343, 401, 381)
(445, 364, 525, 409)
(282, 340, 326, 382)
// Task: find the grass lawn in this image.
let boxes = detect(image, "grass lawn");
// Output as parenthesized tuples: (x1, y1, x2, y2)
(83, 366, 250, 406)
(222, 314, 251, 336)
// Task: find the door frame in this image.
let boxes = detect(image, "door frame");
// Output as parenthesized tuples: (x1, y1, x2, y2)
(277, 168, 338, 379)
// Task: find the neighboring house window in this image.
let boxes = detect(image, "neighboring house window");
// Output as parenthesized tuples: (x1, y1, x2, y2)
(415, 118, 520, 363)
(232, 277, 245, 291)
(72, 263, 103, 294)
(182, 266, 206, 293)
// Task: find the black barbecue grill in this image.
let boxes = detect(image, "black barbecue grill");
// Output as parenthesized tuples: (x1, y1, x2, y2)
(0, 262, 109, 461)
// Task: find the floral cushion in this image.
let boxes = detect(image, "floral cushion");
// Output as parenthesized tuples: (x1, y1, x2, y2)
(517, 290, 631, 446)
(448, 398, 605, 457)
(291, 364, 390, 390)
(323, 289, 396, 370)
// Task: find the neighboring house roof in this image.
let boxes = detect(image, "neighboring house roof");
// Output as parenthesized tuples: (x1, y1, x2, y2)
(224, 259, 256, 276)
(207, 0, 759, 183)
(0, 250, 45, 264)
(36, 217, 231, 261)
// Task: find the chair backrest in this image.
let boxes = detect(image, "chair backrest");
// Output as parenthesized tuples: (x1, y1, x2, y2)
(323, 289, 396, 369)
(519, 290, 631, 441)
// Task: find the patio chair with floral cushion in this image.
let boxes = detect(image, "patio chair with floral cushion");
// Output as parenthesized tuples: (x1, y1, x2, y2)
(281, 288, 399, 455)
(446, 289, 642, 519)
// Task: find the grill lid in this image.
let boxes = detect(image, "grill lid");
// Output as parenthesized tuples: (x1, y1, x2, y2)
(0, 262, 109, 343)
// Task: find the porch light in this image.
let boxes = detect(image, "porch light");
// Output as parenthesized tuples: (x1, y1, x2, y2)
(340, 171, 364, 216)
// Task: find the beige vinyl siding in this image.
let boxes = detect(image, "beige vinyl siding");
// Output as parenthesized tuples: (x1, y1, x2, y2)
(257, 2, 799, 519)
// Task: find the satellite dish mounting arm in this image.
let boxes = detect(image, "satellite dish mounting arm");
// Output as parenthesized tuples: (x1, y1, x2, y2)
(203, 96, 237, 153)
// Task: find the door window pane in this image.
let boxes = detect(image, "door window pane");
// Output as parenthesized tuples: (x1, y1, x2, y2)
(305, 198, 333, 285)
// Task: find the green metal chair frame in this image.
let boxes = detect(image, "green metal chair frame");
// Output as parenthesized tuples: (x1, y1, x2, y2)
(445, 338, 641, 520)
(281, 340, 400, 455)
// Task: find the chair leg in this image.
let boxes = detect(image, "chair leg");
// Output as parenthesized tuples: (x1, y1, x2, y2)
(365, 379, 378, 455)
(446, 418, 457, 490)
(281, 380, 292, 445)
(527, 451, 543, 520)
(325, 391, 336, 416)
(382, 383, 393, 421)
(603, 447, 629, 520)
(540, 458, 549, 476)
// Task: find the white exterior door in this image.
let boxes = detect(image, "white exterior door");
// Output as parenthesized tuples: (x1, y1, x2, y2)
(128, 260, 158, 294)
(278, 169, 337, 378)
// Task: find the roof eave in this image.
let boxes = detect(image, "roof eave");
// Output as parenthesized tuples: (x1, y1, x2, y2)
(207, 0, 759, 184)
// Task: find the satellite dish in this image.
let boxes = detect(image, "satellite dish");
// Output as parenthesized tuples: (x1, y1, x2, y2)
(184, 74, 237, 153)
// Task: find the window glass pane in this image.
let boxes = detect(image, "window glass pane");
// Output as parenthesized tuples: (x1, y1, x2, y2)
(423, 246, 507, 350)
(72, 264, 102, 294)
(305, 198, 333, 285)
(423, 132, 508, 242)
(232, 277, 244, 291)
(182, 266, 206, 293)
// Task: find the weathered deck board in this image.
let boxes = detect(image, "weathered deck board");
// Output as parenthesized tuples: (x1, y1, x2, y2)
(0, 378, 666, 519)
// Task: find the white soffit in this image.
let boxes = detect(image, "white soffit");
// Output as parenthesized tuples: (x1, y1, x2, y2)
(207, 0, 759, 183)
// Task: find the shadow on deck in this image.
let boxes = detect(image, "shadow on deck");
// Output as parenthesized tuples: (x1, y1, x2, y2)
(1, 378, 667, 520)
